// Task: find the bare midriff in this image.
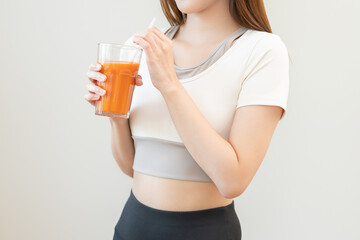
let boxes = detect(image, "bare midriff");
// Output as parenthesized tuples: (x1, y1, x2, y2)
(132, 171, 233, 211)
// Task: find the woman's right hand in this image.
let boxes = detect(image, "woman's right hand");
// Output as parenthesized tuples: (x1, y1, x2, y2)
(84, 62, 143, 106)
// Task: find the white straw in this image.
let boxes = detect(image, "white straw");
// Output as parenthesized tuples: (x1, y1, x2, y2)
(147, 17, 156, 29)
(130, 17, 157, 63)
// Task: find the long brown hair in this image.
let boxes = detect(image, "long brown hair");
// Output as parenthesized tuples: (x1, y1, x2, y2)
(160, 0, 272, 33)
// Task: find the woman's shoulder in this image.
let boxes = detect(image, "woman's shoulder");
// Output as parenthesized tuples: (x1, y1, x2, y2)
(243, 29, 289, 59)
(246, 29, 288, 52)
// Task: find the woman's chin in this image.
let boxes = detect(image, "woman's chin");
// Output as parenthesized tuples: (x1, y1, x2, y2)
(175, 0, 209, 14)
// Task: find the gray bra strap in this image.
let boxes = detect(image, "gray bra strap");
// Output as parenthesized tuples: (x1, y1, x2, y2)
(165, 25, 248, 79)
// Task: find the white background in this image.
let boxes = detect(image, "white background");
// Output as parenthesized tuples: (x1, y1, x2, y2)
(1, 0, 359, 239)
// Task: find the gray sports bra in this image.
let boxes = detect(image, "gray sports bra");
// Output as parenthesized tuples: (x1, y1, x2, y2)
(166, 25, 248, 79)
(131, 25, 248, 182)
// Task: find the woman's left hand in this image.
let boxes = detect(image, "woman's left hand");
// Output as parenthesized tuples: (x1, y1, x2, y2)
(132, 27, 179, 93)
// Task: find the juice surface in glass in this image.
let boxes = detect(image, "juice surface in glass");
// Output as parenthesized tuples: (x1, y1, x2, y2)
(95, 61, 139, 118)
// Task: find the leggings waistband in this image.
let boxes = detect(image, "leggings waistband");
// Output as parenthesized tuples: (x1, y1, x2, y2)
(126, 189, 236, 226)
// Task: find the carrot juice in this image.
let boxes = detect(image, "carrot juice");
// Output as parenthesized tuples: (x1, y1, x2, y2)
(95, 61, 140, 118)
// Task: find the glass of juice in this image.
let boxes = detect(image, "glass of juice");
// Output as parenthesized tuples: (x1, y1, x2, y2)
(95, 42, 143, 119)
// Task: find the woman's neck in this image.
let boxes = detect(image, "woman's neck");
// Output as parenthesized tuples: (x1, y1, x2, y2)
(177, 1, 242, 45)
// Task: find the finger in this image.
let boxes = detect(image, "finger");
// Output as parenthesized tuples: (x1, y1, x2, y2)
(147, 28, 165, 44)
(87, 70, 107, 82)
(89, 63, 102, 71)
(151, 27, 169, 42)
(133, 37, 154, 57)
(143, 32, 161, 52)
(86, 83, 106, 95)
(85, 98, 96, 107)
(134, 32, 161, 56)
(141, 29, 170, 54)
(135, 75, 143, 86)
(84, 93, 100, 103)
(134, 29, 161, 49)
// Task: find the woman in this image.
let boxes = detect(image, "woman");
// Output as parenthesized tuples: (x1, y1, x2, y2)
(84, 0, 289, 239)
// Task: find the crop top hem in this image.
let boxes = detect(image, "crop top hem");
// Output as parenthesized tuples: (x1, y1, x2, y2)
(132, 166, 213, 182)
(132, 134, 185, 146)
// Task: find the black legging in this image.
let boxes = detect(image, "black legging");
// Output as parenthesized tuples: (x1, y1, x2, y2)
(113, 189, 242, 240)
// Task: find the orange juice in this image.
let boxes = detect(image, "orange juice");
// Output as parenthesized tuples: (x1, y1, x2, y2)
(95, 61, 140, 118)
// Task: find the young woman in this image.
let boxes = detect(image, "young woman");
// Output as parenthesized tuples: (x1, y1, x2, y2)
(84, 0, 289, 239)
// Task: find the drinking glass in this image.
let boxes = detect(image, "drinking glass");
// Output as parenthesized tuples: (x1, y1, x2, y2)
(95, 43, 143, 119)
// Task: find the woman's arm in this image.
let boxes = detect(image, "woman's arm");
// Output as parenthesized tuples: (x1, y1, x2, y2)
(85, 62, 143, 178)
(132, 27, 289, 199)
(109, 118, 135, 178)
(160, 82, 283, 199)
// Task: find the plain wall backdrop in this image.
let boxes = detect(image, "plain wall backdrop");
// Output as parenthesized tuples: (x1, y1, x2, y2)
(1, 0, 359, 239)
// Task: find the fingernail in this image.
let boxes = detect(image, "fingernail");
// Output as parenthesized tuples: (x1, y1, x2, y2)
(98, 89, 106, 95)
(95, 64, 101, 70)
(99, 75, 106, 81)
(132, 36, 140, 43)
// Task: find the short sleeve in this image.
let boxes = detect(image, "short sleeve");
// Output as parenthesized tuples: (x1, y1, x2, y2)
(237, 34, 290, 120)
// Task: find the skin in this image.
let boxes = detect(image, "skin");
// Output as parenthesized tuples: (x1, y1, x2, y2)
(84, 0, 283, 211)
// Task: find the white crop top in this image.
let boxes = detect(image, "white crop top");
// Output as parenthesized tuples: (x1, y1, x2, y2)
(124, 26, 290, 182)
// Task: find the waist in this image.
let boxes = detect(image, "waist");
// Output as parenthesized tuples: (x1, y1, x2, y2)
(132, 171, 233, 211)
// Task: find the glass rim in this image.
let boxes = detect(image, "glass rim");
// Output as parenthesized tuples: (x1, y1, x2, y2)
(97, 42, 143, 51)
